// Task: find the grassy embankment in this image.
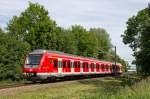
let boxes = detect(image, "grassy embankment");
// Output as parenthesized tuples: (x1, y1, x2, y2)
(0, 75, 150, 99)
(0, 79, 28, 86)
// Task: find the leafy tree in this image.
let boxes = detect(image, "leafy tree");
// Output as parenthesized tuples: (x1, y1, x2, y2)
(89, 28, 111, 59)
(122, 7, 150, 74)
(58, 28, 78, 54)
(70, 25, 99, 57)
(7, 2, 57, 50)
(0, 29, 30, 80)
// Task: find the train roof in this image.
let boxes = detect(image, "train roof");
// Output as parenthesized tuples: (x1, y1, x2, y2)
(29, 49, 122, 65)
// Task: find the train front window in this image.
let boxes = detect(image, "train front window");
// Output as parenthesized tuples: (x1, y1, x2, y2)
(26, 54, 42, 65)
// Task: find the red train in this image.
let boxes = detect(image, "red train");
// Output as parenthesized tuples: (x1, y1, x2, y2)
(23, 49, 122, 81)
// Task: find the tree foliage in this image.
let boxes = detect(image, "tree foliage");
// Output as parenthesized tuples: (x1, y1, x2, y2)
(69, 25, 98, 57)
(122, 8, 150, 74)
(89, 28, 111, 59)
(7, 2, 57, 50)
(0, 29, 30, 80)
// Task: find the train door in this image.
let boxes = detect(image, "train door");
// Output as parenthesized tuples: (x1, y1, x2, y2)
(87, 62, 89, 72)
(74, 61, 78, 72)
(77, 62, 81, 72)
(62, 60, 67, 72)
(74, 61, 80, 72)
(66, 60, 71, 72)
(83, 62, 85, 72)
(83, 62, 88, 72)
(62, 59, 71, 73)
(101, 64, 105, 72)
(91, 63, 94, 72)
(106, 64, 109, 72)
(96, 63, 100, 72)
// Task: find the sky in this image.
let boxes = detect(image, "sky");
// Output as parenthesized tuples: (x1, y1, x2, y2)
(0, 0, 148, 65)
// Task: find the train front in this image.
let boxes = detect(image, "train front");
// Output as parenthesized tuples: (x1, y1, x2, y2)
(23, 50, 46, 81)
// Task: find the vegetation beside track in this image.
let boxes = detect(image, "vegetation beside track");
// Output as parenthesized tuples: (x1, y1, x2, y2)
(0, 75, 150, 99)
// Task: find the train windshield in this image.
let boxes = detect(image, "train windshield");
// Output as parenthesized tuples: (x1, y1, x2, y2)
(26, 54, 42, 65)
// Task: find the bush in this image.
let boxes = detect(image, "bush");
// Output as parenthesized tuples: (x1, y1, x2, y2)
(0, 30, 30, 81)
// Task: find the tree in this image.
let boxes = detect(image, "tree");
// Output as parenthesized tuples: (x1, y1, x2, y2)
(89, 28, 111, 59)
(58, 28, 78, 54)
(70, 25, 99, 57)
(0, 29, 30, 80)
(122, 7, 150, 74)
(7, 2, 58, 50)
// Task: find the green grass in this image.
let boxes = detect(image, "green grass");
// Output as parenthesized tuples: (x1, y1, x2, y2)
(0, 75, 150, 99)
(0, 79, 28, 86)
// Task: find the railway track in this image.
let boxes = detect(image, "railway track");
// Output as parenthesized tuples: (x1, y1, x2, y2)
(0, 75, 129, 96)
(0, 75, 112, 90)
(0, 74, 126, 91)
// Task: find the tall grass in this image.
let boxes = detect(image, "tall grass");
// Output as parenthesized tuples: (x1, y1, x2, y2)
(92, 76, 150, 99)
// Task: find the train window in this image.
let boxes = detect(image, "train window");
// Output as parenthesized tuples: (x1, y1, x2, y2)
(106, 64, 108, 70)
(96, 64, 99, 69)
(68, 61, 71, 68)
(85, 63, 87, 68)
(83, 63, 85, 68)
(53, 60, 58, 68)
(86, 63, 88, 68)
(78, 62, 80, 68)
(27, 54, 42, 65)
(63, 61, 66, 68)
(91, 63, 94, 68)
(83, 62, 88, 68)
(101, 64, 104, 70)
(74, 62, 77, 68)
